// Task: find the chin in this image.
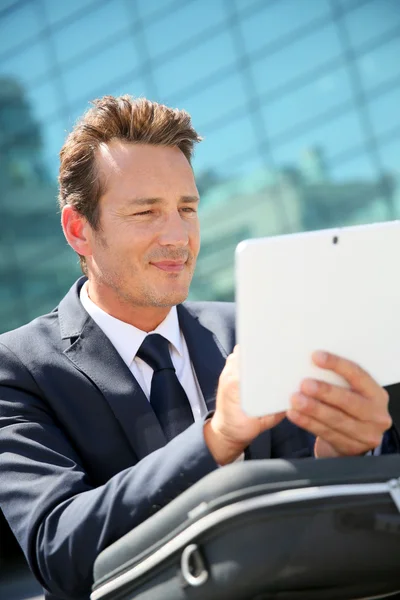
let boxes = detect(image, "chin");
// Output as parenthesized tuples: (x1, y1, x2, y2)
(151, 286, 189, 308)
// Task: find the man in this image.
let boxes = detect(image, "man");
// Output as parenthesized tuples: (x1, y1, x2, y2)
(0, 96, 397, 600)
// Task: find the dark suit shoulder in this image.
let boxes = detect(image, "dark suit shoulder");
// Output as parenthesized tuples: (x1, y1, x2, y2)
(0, 309, 61, 364)
(183, 300, 235, 322)
(181, 301, 236, 354)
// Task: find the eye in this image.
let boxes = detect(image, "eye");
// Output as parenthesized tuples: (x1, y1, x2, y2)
(181, 207, 196, 213)
(135, 210, 153, 216)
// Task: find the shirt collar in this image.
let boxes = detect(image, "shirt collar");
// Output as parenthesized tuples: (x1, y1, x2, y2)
(80, 281, 183, 368)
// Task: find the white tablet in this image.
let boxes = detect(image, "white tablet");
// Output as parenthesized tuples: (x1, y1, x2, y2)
(236, 220, 400, 416)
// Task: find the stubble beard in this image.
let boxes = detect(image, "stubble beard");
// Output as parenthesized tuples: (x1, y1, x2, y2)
(99, 254, 197, 310)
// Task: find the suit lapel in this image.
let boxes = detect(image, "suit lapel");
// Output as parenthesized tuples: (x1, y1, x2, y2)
(177, 304, 229, 413)
(59, 279, 166, 460)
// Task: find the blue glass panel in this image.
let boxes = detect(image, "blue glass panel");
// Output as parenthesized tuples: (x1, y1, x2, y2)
(62, 37, 140, 106)
(0, 39, 49, 85)
(40, 119, 69, 179)
(181, 71, 247, 131)
(63, 74, 149, 139)
(344, 0, 400, 50)
(251, 23, 343, 99)
(27, 81, 60, 122)
(145, 0, 227, 60)
(336, 0, 365, 8)
(263, 63, 354, 140)
(212, 152, 265, 179)
(0, 0, 20, 12)
(110, 78, 150, 99)
(379, 138, 400, 219)
(358, 35, 400, 92)
(54, 0, 129, 65)
(43, 0, 99, 26)
(379, 137, 400, 174)
(330, 152, 377, 180)
(136, 0, 183, 22)
(235, 0, 266, 15)
(0, 1, 41, 57)
(240, 0, 331, 56)
(194, 112, 256, 172)
(368, 85, 400, 138)
(273, 109, 365, 167)
(154, 30, 236, 101)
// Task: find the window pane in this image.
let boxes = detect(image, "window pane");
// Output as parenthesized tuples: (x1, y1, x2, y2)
(109, 78, 150, 99)
(154, 30, 236, 101)
(240, 0, 331, 56)
(28, 81, 60, 122)
(273, 110, 365, 168)
(145, 0, 227, 60)
(41, 119, 69, 180)
(62, 37, 139, 106)
(336, 0, 364, 9)
(330, 152, 394, 224)
(182, 71, 247, 131)
(380, 137, 400, 176)
(298, 151, 385, 232)
(379, 138, 400, 217)
(330, 152, 378, 180)
(0, 1, 41, 57)
(368, 85, 400, 138)
(64, 75, 149, 132)
(236, 0, 267, 16)
(194, 112, 256, 172)
(0, 40, 50, 86)
(251, 24, 343, 99)
(54, 0, 129, 65)
(43, 0, 98, 26)
(136, 0, 184, 22)
(345, 0, 400, 50)
(0, 0, 20, 12)
(358, 35, 400, 93)
(263, 64, 354, 140)
(211, 152, 265, 179)
(0, 79, 41, 147)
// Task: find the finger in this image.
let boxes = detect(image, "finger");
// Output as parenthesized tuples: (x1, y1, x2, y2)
(300, 378, 392, 429)
(287, 404, 379, 455)
(259, 410, 286, 427)
(312, 351, 387, 401)
(290, 393, 384, 449)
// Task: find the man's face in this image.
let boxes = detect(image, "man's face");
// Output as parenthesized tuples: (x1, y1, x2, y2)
(86, 141, 200, 309)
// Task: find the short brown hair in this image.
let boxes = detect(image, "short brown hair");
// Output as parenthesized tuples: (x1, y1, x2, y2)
(58, 95, 202, 274)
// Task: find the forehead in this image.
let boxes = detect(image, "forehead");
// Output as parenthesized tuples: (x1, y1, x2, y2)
(96, 140, 195, 195)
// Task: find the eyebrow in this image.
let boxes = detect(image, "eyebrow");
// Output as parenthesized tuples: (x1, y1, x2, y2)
(126, 195, 200, 206)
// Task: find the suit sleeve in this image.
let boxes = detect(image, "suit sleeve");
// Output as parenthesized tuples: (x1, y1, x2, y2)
(0, 343, 218, 599)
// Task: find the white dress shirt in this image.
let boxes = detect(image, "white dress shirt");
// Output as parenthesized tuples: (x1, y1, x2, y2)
(80, 282, 208, 421)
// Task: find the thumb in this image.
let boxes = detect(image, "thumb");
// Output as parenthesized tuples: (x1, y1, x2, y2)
(258, 411, 286, 432)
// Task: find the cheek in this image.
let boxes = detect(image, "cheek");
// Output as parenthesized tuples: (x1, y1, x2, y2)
(189, 223, 201, 254)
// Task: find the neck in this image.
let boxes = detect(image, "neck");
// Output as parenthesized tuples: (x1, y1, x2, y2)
(86, 280, 171, 332)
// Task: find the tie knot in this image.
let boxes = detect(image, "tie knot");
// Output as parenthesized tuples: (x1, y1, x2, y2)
(137, 334, 174, 372)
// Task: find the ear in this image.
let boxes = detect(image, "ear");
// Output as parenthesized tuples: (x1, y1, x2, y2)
(61, 205, 92, 257)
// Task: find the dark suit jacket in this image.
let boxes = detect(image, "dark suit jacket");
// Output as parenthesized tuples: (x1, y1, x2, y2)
(0, 278, 397, 600)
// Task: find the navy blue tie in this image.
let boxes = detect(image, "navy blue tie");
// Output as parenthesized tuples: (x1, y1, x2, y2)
(137, 334, 194, 441)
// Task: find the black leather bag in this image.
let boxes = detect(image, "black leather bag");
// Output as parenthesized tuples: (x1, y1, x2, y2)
(91, 455, 400, 600)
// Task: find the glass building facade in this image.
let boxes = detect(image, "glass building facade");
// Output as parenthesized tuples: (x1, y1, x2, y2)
(1, 0, 400, 332)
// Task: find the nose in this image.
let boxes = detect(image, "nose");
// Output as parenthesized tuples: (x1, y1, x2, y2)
(158, 209, 189, 247)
